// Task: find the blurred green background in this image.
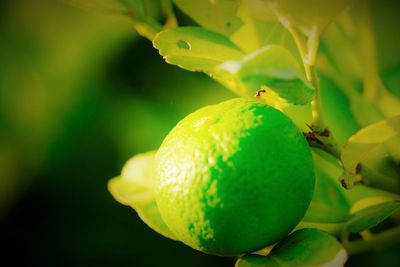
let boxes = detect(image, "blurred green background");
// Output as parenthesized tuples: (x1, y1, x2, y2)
(0, 0, 399, 266)
(0, 0, 234, 266)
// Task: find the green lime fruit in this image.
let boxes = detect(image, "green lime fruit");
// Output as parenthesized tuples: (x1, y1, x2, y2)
(155, 98, 315, 256)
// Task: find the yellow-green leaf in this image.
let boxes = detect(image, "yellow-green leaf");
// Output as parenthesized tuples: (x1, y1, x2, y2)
(341, 115, 400, 177)
(268, 0, 355, 36)
(153, 27, 245, 73)
(215, 45, 315, 105)
(108, 151, 177, 240)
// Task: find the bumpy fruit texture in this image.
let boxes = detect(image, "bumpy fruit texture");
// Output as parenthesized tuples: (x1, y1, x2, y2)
(155, 98, 315, 256)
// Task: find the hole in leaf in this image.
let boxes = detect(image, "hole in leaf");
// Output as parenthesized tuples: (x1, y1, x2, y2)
(176, 40, 191, 50)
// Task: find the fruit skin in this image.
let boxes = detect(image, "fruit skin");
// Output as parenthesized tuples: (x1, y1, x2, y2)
(155, 98, 315, 256)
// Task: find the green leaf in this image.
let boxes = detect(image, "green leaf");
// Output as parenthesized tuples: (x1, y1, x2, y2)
(319, 74, 360, 145)
(302, 149, 351, 224)
(108, 151, 177, 240)
(215, 45, 315, 105)
(296, 149, 349, 236)
(173, 0, 242, 36)
(153, 27, 245, 73)
(236, 228, 347, 267)
(341, 115, 400, 177)
(346, 201, 400, 233)
(383, 64, 400, 99)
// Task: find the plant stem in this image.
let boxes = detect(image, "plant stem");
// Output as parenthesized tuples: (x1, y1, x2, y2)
(288, 25, 324, 131)
(288, 25, 342, 158)
(161, 0, 178, 29)
(304, 26, 325, 133)
(348, 226, 400, 255)
(307, 64, 325, 133)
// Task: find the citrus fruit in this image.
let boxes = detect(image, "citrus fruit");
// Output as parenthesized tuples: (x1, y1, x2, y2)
(155, 98, 315, 256)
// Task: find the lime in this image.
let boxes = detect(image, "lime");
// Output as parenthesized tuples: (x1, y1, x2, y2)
(155, 98, 315, 256)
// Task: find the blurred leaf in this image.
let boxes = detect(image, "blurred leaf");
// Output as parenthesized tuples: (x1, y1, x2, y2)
(319, 15, 364, 85)
(108, 151, 177, 240)
(230, 1, 294, 54)
(173, 0, 242, 36)
(215, 45, 315, 105)
(269, 0, 355, 36)
(358, 158, 400, 193)
(341, 115, 400, 176)
(373, 0, 400, 74)
(349, 96, 385, 127)
(320, 1, 400, 123)
(346, 201, 400, 233)
(238, 0, 276, 22)
(319, 74, 359, 145)
(153, 27, 244, 73)
(236, 228, 347, 267)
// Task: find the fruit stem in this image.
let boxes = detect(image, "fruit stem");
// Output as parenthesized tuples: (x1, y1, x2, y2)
(303, 25, 324, 133)
(161, 0, 178, 29)
(288, 26, 323, 129)
(347, 226, 400, 255)
(307, 64, 325, 133)
(289, 25, 342, 158)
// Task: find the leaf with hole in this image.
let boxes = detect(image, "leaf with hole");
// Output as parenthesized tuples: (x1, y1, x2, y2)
(235, 228, 347, 267)
(153, 27, 245, 73)
(215, 45, 315, 105)
(108, 151, 177, 240)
